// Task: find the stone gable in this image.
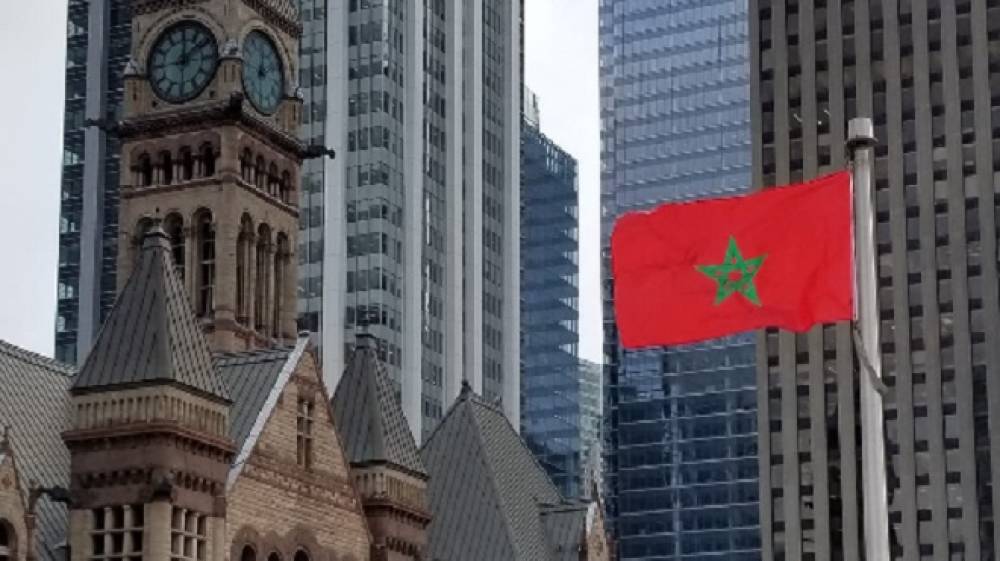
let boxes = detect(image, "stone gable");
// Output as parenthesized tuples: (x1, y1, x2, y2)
(227, 350, 370, 561)
(0, 449, 27, 561)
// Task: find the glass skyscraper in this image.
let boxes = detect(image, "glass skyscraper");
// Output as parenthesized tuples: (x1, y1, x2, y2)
(57, 0, 131, 364)
(520, 118, 602, 499)
(599, 1, 758, 559)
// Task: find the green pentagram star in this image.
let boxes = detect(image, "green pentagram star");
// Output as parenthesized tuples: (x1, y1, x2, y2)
(696, 236, 767, 306)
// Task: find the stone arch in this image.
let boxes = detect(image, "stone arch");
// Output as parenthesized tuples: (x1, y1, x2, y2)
(241, 545, 256, 561)
(280, 171, 293, 204)
(179, 146, 195, 181)
(0, 518, 16, 561)
(255, 156, 267, 190)
(272, 232, 291, 338)
(158, 150, 174, 185)
(199, 142, 217, 177)
(241, 148, 254, 183)
(193, 208, 215, 317)
(254, 224, 273, 333)
(267, 163, 279, 196)
(135, 152, 153, 186)
(163, 212, 185, 280)
(132, 216, 155, 261)
(236, 214, 255, 326)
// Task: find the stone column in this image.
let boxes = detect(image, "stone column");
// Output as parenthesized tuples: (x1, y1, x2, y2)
(145, 502, 172, 561)
(184, 225, 197, 309)
(282, 248, 298, 341)
(68, 509, 90, 561)
(246, 234, 257, 334)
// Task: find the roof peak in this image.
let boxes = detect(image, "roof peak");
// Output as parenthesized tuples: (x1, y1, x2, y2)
(330, 334, 425, 476)
(72, 225, 228, 401)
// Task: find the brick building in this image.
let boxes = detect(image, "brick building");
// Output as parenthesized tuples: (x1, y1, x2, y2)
(0, 2, 607, 561)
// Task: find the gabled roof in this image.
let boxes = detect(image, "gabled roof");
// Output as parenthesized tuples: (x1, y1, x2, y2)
(72, 229, 228, 401)
(330, 334, 424, 476)
(219, 337, 308, 489)
(0, 340, 74, 561)
(421, 383, 573, 561)
(215, 345, 297, 448)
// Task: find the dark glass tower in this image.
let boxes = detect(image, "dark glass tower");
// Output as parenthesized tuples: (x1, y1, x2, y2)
(520, 120, 599, 499)
(753, 1, 1000, 560)
(599, 1, 758, 559)
(56, 0, 131, 364)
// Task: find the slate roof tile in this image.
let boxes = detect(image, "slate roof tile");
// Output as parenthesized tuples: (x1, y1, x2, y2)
(421, 383, 581, 561)
(0, 340, 73, 561)
(72, 229, 228, 400)
(330, 334, 424, 475)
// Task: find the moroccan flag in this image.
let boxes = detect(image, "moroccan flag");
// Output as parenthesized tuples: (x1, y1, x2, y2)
(612, 170, 854, 349)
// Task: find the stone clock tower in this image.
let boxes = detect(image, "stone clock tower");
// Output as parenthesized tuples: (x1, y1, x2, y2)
(116, 0, 304, 352)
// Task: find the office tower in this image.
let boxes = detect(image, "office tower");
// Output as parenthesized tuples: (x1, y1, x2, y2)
(321, 0, 522, 441)
(56, 0, 523, 440)
(56, 0, 131, 364)
(753, 2, 1000, 560)
(521, 114, 603, 498)
(599, 1, 758, 559)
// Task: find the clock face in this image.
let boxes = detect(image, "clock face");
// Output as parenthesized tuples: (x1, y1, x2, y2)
(242, 31, 284, 114)
(148, 22, 219, 103)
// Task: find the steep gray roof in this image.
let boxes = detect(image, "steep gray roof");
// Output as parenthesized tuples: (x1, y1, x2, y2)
(0, 340, 74, 561)
(219, 338, 309, 489)
(215, 346, 295, 448)
(72, 229, 228, 401)
(540, 503, 590, 561)
(421, 384, 569, 561)
(330, 334, 424, 475)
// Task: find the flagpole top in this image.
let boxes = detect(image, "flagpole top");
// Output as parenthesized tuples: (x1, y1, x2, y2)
(847, 117, 876, 152)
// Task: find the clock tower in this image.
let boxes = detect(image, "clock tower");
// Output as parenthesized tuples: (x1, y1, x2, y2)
(115, 0, 304, 352)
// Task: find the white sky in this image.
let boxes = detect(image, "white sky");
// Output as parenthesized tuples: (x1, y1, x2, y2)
(0, 0, 602, 363)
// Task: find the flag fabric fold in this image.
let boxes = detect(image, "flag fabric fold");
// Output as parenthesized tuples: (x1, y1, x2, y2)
(612, 170, 854, 349)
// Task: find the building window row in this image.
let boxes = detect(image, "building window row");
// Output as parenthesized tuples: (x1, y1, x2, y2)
(239, 149, 295, 204)
(236, 215, 293, 339)
(133, 144, 217, 187)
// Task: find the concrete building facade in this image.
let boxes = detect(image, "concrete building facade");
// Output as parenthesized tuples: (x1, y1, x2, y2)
(752, 1, 1000, 560)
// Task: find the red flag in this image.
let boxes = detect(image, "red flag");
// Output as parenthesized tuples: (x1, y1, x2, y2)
(612, 170, 854, 349)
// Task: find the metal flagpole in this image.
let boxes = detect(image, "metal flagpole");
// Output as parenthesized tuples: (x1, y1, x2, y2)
(847, 117, 890, 560)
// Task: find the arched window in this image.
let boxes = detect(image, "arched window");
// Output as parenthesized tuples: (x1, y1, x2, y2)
(237, 215, 254, 326)
(134, 217, 155, 262)
(163, 213, 185, 280)
(180, 147, 194, 181)
(267, 163, 279, 196)
(137, 153, 153, 186)
(0, 519, 15, 561)
(159, 150, 173, 185)
(279, 171, 292, 204)
(293, 551, 309, 561)
(255, 156, 267, 190)
(254, 225, 272, 332)
(241, 148, 253, 182)
(200, 143, 216, 177)
(273, 233, 290, 338)
(194, 210, 215, 317)
(240, 546, 256, 561)
(266, 553, 280, 561)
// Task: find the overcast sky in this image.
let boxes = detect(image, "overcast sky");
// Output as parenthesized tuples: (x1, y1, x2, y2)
(0, 0, 602, 363)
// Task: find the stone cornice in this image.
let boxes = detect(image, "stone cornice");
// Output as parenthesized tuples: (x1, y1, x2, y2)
(120, 93, 305, 161)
